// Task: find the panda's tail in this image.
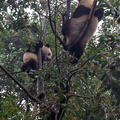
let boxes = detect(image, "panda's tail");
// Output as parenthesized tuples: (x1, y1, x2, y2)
(21, 59, 37, 72)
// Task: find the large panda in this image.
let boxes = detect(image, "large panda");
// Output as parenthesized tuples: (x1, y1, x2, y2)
(62, 0, 104, 63)
(21, 41, 52, 72)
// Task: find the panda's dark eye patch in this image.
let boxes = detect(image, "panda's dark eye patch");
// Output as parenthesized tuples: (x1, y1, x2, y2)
(48, 53, 51, 56)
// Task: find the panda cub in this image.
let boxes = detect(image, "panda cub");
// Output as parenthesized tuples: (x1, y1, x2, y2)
(62, 0, 104, 63)
(21, 41, 52, 72)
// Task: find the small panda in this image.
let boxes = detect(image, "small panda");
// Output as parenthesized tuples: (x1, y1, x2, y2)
(62, 0, 104, 63)
(21, 41, 52, 72)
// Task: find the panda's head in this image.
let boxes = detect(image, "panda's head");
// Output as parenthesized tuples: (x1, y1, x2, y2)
(41, 44, 52, 62)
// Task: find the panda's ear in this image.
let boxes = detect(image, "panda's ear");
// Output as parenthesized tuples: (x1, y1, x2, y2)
(45, 44, 50, 48)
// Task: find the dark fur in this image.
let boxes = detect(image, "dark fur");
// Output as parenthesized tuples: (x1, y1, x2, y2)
(72, 5, 90, 18)
(35, 41, 43, 54)
(62, 19, 71, 36)
(69, 44, 84, 64)
(94, 8, 104, 21)
(21, 40, 52, 72)
(72, 5, 104, 21)
(21, 59, 37, 72)
(26, 41, 43, 54)
(45, 44, 50, 48)
(21, 41, 43, 72)
(62, 1, 104, 64)
(62, 8, 104, 37)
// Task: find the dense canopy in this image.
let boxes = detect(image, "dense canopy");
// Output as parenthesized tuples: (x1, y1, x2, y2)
(0, 0, 120, 119)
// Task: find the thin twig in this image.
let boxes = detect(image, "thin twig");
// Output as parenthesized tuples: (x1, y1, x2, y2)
(68, 94, 91, 99)
(47, 0, 65, 48)
(38, 101, 56, 114)
(70, 49, 110, 74)
(70, 54, 97, 74)
(0, 71, 22, 77)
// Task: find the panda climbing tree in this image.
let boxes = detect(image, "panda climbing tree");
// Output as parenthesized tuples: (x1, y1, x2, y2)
(21, 41, 52, 72)
(62, 0, 104, 63)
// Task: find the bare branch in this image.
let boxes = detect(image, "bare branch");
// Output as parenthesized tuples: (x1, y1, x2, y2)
(0, 65, 42, 104)
(35, 0, 49, 106)
(38, 101, 56, 114)
(47, 0, 65, 49)
(68, 94, 91, 99)
(70, 54, 97, 76)
(62, 0, 71, 23)
(0, 71, 21, 77)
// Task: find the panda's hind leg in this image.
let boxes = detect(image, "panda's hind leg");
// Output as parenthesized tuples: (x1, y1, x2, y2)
(21, 59, 37, 72)
(69, 44, 85, 64)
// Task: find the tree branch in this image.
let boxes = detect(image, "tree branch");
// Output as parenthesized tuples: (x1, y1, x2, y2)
(37, 1, 50, 103)
(68, 94, 91, 99)
(47, 0, 65, 49)
(0, 71, 21, 77)
(0, 65, 42, 104)
(62, 0, 71, 23)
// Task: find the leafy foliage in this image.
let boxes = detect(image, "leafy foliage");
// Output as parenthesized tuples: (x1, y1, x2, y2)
(0, 0, 120, 119)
